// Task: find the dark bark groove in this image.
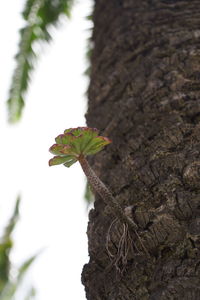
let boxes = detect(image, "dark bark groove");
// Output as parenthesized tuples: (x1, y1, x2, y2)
(82, 0, 200, 299)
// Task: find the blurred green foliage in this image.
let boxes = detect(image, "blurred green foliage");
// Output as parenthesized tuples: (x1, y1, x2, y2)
(84, 13, 93, 77)
(7, 0, 74, 123)
(84, 181, 95, 206)
(0, 198, 37, 300)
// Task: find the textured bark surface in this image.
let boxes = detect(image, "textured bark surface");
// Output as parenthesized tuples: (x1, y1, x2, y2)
(82, 0, 200, 299)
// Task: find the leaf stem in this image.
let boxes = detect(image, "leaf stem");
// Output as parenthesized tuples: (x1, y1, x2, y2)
(78, 155, 138, 231)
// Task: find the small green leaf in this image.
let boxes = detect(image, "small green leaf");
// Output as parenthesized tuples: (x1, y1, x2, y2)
(18, 254, 38, 280)
(83, 136, 111, 155)
(64, 158, 77, 168)
(49, 144, 72, 155)
(3, 196, 20, 240)
(55, 133, 75, 145)
(49, 156, 69, 166)
(64, 127, 99, 138)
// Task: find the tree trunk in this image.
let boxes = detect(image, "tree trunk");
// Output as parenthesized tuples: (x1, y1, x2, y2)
(82, 0, 200, 299)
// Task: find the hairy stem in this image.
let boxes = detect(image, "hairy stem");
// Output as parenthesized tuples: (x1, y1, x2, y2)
(78, 155, 138, 231)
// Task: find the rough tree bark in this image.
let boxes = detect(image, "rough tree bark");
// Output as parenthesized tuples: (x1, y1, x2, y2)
(82, 1, 200, 299)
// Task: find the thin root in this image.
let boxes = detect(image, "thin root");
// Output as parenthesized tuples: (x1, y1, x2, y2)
(106, 219, 149, 274)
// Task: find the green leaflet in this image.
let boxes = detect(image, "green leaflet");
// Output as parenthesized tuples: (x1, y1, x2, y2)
(49, 127, 111, 168)
(64, 157, 78, 168)
(64, 127, 99, 137)
(83, 136, 111, 155)
(55, 134, 75, 145)
(49, 155, 75, 166)
(49, 144, 73, 155)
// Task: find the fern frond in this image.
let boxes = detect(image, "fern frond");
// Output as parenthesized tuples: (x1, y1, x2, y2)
(7, 0, 74, 123)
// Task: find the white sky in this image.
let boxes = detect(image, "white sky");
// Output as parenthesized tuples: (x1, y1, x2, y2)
(0, 0, 93, 299)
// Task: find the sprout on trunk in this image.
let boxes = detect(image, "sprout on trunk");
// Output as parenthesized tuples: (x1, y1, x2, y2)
(49, 127, 111, 167)
(48, 127, 138, 232)
(48, 127, 149, 265)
